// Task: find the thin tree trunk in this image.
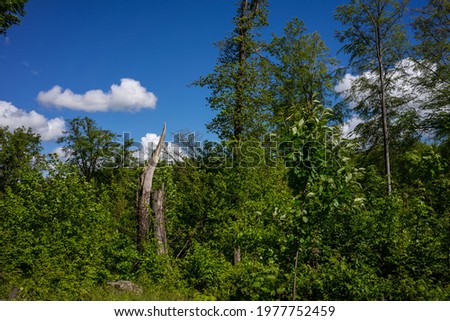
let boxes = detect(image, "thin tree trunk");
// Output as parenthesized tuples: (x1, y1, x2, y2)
(230, 0, 249, 265)
(151, 186, 167, 255)
(137, 123, 166, 252)
(376, 26, 392, 195)
(292, 246, 300, 301)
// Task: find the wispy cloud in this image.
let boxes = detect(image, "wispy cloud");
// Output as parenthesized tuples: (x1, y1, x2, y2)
(37, 78, 157, 112)
(0, 100, 65, 141)
(21, 60, 39, 76)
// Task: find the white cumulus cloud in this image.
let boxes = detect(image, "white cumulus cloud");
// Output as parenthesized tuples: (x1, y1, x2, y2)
(335, 58, 435, 113)
(334, 58, 449, 139)
(342, 116, 362, 138)
(134, 133, 184, 163)
(335, 73, 357, 94)
(0, 100, 65, 141)
(140, 133, 162, 154)
(37, 78, 157, 112)
(51, 146, 70, 162)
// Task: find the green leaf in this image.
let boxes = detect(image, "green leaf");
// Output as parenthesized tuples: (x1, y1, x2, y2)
(332, 199, 339, 208)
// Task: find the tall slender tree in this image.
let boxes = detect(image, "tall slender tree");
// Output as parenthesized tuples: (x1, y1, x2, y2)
(194, 0, 270, 143)
(194, 0, 270, 264)
(335, 0, 410, 195)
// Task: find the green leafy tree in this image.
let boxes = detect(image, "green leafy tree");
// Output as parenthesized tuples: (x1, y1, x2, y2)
(0, 126, 42, 192)
(57, 117, 119, 181)
(0, 0, 27, 36)
(266, 18, 340, 135)
(283, 98, 364, 299)
(335, 0, 410, 194)
(193, 0, 274, 265)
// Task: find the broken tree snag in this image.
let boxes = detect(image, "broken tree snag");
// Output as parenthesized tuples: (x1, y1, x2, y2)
(151, 185, 167, 255)
(137, 123, 166, 252)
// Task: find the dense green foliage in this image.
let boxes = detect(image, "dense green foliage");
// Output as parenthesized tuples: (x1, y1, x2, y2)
(1, 0, 449, 300)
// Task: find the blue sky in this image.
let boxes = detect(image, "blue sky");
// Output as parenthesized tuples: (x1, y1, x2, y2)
(0, 0, 426, 154)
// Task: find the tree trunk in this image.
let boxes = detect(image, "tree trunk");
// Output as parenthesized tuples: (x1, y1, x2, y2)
(137, 123, 166, 252)
(230, 1, 249, 264)
(230, 0, 263, 266)
(292, 246, 300, 301)
(234, 0, 249, 143)
(376, 26, 392, 195)
(151, 186, 167, 255)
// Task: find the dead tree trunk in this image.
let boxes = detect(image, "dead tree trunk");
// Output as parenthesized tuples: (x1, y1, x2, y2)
(137, 123, 166, 252)
(151, 186, 167, 255)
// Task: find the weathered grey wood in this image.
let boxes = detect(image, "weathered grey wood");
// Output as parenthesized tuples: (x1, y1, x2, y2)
(233, 246, 241, 265)
(151, 186, 167, 255)
(8, 286, 20, 300)
(137, 123, 166, 252)
(107, 280, 143, 294)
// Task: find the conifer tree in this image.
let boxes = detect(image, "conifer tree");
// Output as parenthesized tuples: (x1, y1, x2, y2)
(194, 0, 270, 143)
